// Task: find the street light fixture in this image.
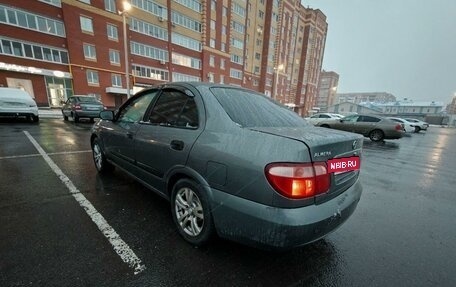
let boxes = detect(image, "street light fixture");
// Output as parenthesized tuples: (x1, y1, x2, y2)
(273, 64, 284, 100)
(120, 1, 131, 99)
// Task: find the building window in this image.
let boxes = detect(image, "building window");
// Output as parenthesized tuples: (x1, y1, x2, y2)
(107, 24, 118, 40)
(83, 43, 96, 60)
(130, 17, 168, 41)
(172, 72, 200, 82)
(232, 21, 245, 34)
(0, 5, 65, 37)
(174, 0, 202, 13)
(86, 70, 99, 85)
(171, 33, 202, 51)
(209, 55, 215, 67)
(230, 68, 242, 79)
(130, 41, 168, 61)
(80, 16, 93, 33)
(221, 42, 226, 52)
(132, 64, 169, 81)
(231, 37, 244, 49)
(211, 0, 216, 10)
(255, 53, 260, 60)
(0, 37, 68, 64)
(230, 54, 243, 65)
(131, 0, 168, 18)
(79, 0, 91, 3)
(232, 3, 246, 17)
(109, 49, 120, 65)
(210, 38, 215, 48)
(39, 0, 62, 7)
(111, 74, 122, 87)
(171, 11, 202, 32)
(104, 0, 116, 12)
(254, 66, 260, 74)
(223, 6, 227, 16)
(207, 73, 214, 83)
(258, 10, 264, 19)
(172, 52, 201, 69)
(220, 59, 225, 69)
(210, 20, 215, 30)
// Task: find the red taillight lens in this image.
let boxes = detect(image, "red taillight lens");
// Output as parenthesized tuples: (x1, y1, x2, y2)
(103, 106, 107, 110)
(395, 124, 403, 131)
(265, 163, 330, 199)
(73, 104, 81, 110)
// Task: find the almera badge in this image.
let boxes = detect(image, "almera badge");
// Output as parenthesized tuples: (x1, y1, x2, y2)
(327, 157, 360, 173)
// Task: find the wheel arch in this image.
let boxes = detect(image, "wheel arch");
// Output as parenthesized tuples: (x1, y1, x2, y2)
(166, 166, 213, 203)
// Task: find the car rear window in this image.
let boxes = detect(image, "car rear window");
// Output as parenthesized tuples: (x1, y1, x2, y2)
(210, 87, 309, 127)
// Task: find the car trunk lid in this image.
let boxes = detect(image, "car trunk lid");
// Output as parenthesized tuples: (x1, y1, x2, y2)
(250, 126, 363, 204)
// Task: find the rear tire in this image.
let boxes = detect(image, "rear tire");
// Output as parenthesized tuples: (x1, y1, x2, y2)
(63, 114, 68, 121)
(32, 115, 39, 123)
(171, 179, 215, 246)
(92, 138, 114, 173)
(369, 129, 384, 142)
(414, 126, 420, 133)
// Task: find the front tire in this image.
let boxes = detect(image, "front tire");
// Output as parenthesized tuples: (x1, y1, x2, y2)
(171, 179, 215, 246)
(414, 126, 421, 133)
(92, 138, 114, 173)
(369, 129, 384, 142)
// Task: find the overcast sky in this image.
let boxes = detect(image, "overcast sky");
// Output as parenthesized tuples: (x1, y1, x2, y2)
(303, 0, 456, 104)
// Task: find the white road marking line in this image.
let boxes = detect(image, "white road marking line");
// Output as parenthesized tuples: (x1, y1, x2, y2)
(0, 150, 92, 160)
(23, 131, 146, 275)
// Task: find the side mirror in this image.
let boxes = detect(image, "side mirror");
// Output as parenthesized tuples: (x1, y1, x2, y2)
(99, 110, 114, 121)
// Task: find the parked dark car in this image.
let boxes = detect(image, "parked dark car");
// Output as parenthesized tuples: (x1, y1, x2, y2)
(90, 82, 363, 250)
(62, 95, 106, 123)
(317, 114, 405, 142)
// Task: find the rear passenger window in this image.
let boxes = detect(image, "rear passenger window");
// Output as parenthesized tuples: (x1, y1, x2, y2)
(148, 89, 198, 128)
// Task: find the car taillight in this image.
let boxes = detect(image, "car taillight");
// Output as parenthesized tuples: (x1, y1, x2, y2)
(73, 104, 81, 110)
(395, 124, 403, 131)
(265, 163, 330, 199)
(103, 106, 107, 110)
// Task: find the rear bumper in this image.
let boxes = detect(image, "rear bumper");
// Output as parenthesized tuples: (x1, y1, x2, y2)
(75, 110, 102, 118)
(0, 110, 39, 117)
(210, 179, 362, 250)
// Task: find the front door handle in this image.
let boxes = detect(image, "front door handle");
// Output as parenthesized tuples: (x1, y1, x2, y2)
(170, 140, 184, 151)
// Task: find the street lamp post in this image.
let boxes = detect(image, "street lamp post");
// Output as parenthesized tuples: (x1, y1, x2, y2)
(273, 64, 284, 100)
(120, 1, 131, 98)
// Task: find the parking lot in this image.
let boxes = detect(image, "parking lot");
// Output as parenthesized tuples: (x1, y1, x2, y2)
(1, 118, 455, 286)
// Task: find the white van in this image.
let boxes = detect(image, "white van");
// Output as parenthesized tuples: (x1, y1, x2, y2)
(0, 87, 39, 122)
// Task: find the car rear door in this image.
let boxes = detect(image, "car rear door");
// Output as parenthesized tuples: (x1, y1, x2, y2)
(355, 115, 381, 135)
(133, 87, 204, 193)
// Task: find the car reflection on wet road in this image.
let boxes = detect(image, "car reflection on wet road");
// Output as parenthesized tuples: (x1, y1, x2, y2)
(1, 119, 455, 286)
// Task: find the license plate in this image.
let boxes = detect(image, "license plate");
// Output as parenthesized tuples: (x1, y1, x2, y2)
(327, 156, 360, 173)
(87, 107, 99, 110)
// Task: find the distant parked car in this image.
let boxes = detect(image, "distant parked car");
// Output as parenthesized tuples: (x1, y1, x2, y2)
(305, 113, 345, 125)
(0, 87, 39, 122)
(386, 117, 415, 133)
(404, 118, 429, 132)
(317, 114, 404, 142)
(62, 95, 106, 123)
(91, 82, 363, 250)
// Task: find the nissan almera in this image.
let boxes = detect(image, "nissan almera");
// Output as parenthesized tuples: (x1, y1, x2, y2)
(91, 82, 363, 250)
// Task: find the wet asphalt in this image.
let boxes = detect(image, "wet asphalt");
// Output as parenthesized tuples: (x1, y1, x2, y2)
(0, 118, 455, 286)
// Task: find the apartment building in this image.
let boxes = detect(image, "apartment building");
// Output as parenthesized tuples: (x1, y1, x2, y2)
(315, 70, 338, 113)
(0, 0, 327, 113)
(336, 92, 397, 104)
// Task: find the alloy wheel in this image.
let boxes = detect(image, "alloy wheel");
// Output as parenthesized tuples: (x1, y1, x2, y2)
(174, 187, 204, 237)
